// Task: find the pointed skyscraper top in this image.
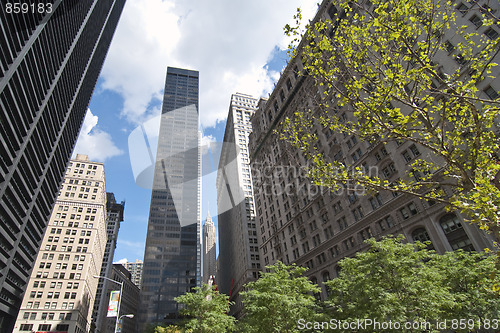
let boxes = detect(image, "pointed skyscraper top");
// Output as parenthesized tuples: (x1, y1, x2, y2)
(206, 201, 212, 222)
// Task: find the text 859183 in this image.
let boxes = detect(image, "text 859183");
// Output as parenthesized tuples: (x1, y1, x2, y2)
(5, 2, 53, 14)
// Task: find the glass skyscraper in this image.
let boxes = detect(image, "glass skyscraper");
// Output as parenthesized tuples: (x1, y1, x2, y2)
(139, 67, 201, 327)
(0, 1, 125, 331)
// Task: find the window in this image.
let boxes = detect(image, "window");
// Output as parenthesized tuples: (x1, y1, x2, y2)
(343, 237, 355, 250)
(484, 85, 499, 100)
(440, 214, 475, 251)
(469, 14, 483, 28)
(329, 245, 340, 258)
(347, 192, 358, 204)
(440, 214, 462, 234)
(323, 271, 331, 283)
(302, 241, 310, 253)
(484, 28, 499, 40)
(299, 228, 307, 239)
(445, 40, 455, 53)
(19, 324, 33, 331)
(352, 206, 364, 221)
(409, 144, 420, 157)
(369, 193, 383, 210)
(324, 225, 334, 240)
(312, 234, 321, 247)
(378, 215, 394, 231)
(316, 252, 327, 265)
(455, 53, 468, 66)
(382, 163, 397, 178)
(333, 201, 343, 214)
(456, 3, 468, 14)
(359, 227, 373, 241)
(309, 220, 318, 232)
(328, 4, 338, 18)
(351, 148, 363, 162)
(407, 202, 418, 215)
(293, 248, 300, 260)
(412, 227, 431, 243)
(38, 324, 51, 330)
(402, 150, 412, 162)
(337, 217, 348, 231)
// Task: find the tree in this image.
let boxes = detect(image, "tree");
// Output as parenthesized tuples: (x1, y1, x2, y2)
(174, 283, 235, 333)
(282, 0, 500, 238)
(144, 324, 183, 333)
(239, 261, 322, 333)
(432, 248, 500, 323)
(326, 236, 500, 332)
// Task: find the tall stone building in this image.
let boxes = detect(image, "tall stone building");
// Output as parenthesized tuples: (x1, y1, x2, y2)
(139, 67, 201, 327)
(92, 193, 125, 332)
(202, 212, 216, 283)
(122, 259, 144, 289)
(249, 0, 498, 298)
(0, 1, 125, 330)
(12, 155, 108, 333)
(217, 93, 260, 317)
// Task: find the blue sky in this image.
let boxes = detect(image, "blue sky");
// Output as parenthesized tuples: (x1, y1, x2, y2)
(72, 0, 317, 262)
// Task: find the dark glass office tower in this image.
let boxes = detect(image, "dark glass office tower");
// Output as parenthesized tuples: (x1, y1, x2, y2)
(139, 67, 201, 328)
(0, 1, 125, 331)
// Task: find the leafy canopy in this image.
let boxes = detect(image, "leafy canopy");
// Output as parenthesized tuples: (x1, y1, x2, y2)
(239, 261, 322, 333)
(174, 284, 235, 333)
(327, 236, 500, 332)
(282, 0, 500, 237)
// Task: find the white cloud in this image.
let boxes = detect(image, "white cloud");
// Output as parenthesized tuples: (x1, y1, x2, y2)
(73, 109, 124, 161)
(101, 0, 317, 127)
(100, 0, 180, 124)
(116, 240, 146, 257)
(114, 258, 128, 264)
(201, 134, 216, 147)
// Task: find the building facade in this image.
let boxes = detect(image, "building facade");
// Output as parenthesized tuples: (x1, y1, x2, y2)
(92, 193, 125, 332)
(0, 1, 125, 331)
(202, 212, 216, 283)
(100, 264, 139, 333)
(217, 93, 260, 317)
(122, 260, 144, 289)
(249, 0, 498, 298)
(139, 67, 201, 327)
(12, 155, 108, 333)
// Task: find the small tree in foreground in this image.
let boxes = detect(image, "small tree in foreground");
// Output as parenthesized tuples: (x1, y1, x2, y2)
(174, 284, 235, 333)
(326, 236, 500, 332)
(144, 324, 183, 333)
(239, 261, 322, 333)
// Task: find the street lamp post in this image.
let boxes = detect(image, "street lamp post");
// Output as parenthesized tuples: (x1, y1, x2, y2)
(119, 314, 134, 320)
(94, 275, 123, 333)
(117, 314, 134, 332)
